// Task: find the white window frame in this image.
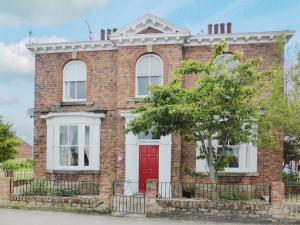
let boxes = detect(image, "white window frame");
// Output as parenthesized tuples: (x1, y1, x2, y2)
(41, 112, 105, 171)
(135, 54, 163, 98)
(63, 60, 87, 102)
(195, 140, 257, 173)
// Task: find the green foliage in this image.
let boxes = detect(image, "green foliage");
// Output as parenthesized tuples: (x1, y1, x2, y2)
(20, 181, 49, 196)
(0, 117, 20, 163)
(283, 173, 300, 185)
(220, 192, 249, 201)
(127, 42, 263, 183)
(20, 181, 81, 196)
(0, 159, 33, 171)
(181, 164, 205, 178)
(54, 188, 80, 196)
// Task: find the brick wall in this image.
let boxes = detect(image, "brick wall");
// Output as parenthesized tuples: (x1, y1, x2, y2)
(33, 41, 283, 187)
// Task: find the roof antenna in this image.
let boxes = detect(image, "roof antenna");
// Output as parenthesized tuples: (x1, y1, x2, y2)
(85, 20, 94, 40)
(28, 30, 32, 44)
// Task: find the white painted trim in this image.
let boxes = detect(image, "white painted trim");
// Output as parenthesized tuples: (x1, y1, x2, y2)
(41, 111, 105, 119)
(27, 30, 295, 54)
(120, 111, 172, 195)
(26, 40, 116, 54)
(186, 30, 295, 46)
(111, 13, 190, 37)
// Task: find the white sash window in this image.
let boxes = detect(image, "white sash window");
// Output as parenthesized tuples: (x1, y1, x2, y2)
(42, 112, 105, 171)
(63, 60, 87, 101)
(136, 54, 163, 97)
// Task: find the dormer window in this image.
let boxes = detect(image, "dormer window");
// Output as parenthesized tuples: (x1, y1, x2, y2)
(63, 60, 87, 101)
(136, 54, 163, 97)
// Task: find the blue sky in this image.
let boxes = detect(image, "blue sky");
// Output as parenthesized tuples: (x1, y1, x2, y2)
(0, 0, 299, 144)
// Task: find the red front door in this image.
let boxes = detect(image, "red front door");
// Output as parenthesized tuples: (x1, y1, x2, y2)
(139, 145, 159, 193)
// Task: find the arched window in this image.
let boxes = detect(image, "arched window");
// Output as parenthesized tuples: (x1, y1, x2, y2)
(136, 54, 163, 97)
(63, 60, 87, 101)
(214, 53, 238, 69)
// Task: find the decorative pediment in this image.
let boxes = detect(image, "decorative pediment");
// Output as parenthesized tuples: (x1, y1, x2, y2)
(111, 14, 190, 37)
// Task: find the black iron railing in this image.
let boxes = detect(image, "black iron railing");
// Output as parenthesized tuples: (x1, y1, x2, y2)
(112, 181, 145, 214)
(285, 185, 300, 202)
(158, 182, 271, 202)
(12, 179, 99, 196)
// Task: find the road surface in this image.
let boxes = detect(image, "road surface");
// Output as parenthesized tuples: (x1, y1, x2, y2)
(0, 208, 269, 225)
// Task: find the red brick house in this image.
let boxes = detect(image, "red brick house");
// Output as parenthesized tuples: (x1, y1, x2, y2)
(27, 14, 294, 194)
(15, 136, 33, 160)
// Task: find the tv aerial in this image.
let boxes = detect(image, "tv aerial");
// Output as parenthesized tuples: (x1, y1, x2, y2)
(85, 20, 94, 40)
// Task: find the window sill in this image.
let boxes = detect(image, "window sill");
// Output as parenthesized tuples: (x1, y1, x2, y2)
(127, 97, 145, 103)
(197, 171, 259, 177)
(60, 101, 94, 106)
(47, 170, 100, 175)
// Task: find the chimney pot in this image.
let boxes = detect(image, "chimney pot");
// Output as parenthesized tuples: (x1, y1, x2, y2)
(208, 24, 212, 35)
(107, 29, 112, 40)
(227, 22, 232, 33)
(214, 24, 219, 34)
(101, 29, 105, 40)
(220, 23, 225, 34)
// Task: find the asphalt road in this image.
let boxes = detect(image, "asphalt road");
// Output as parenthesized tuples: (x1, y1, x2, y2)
(0, 208, 269, 225)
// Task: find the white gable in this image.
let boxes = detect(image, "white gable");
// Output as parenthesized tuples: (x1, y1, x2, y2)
(111, 14, 190, 37)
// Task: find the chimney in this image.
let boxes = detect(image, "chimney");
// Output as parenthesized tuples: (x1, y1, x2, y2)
(227, 22, 232, 33)
(101, 29, 105, 40)
(214, 24, 219, 34)
(107, 29, 112, 40)
(113, 28, 117, 33)
(220, 23, 225, 34)
(208, 24, 212, 35)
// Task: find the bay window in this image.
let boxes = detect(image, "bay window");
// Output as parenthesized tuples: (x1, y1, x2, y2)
(41, 112, 105, 171)
(196, 140, 257, 173)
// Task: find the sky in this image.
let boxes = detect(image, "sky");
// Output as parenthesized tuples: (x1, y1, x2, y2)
(0, 0, 299, 145)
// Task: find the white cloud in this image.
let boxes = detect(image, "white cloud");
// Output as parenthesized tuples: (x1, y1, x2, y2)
(0, 0, 107, 26)
(0, 36, 68, 81)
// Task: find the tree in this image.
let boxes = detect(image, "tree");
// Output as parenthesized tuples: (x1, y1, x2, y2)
(0, 117, 20, 164)
(258, 36, 300, 174)
(126, 42, 263, 199)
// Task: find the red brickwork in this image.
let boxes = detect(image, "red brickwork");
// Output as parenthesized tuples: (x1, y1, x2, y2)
(33, 40, 283, 189)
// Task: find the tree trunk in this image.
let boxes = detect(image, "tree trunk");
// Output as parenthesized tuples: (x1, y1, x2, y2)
(207, 138, 218, 200)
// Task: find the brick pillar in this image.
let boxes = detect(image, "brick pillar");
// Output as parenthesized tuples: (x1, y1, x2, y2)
(99, 182, 112, 211)
(270, 182, 284, 218)
(145, 179, 161, 216)
(0, 177, 11, 200)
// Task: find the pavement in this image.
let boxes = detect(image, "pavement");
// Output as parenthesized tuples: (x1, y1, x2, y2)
(0, 208, 271, 225)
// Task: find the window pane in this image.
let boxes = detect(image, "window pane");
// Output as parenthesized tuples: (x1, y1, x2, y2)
(150, 76, 162, 86)
(65, 81, 76, 99)
(59, 126, 68, 145)
(84, 147, 90, 166)
(138, 130, 160, 139)
(137, 56, 149, 76)
(227, 147, 239, 168)
(85, 126, 90, 145)
(70, 146, 78, 166)
(217, 146, 239, 168)
(137, 77, 149, 96)
(149, 55, 162, 76)
(69, 126, 78, 145)
(76, 81, 86, 99)
(59, 146, 69, 166)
